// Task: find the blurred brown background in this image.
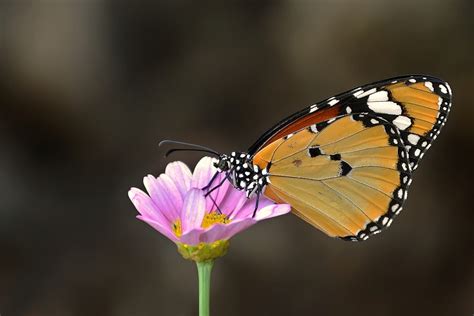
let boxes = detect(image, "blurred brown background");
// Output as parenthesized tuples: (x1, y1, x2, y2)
(0, 1, 473, 315)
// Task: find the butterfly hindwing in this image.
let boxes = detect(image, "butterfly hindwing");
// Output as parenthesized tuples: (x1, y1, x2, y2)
(258, 113, 411, 241)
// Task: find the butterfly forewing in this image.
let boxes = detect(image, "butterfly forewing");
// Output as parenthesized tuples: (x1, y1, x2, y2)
(249, 75, 452, 171)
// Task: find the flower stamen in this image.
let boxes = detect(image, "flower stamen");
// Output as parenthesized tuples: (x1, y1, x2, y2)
(172, 219, 182, 237)
(201, 211, 231, 229)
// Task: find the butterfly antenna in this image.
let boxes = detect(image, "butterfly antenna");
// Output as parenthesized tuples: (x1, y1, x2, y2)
(159, 139, 220, 157)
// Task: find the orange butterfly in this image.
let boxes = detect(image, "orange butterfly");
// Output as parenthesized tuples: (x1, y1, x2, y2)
(162, 75, 452, 241)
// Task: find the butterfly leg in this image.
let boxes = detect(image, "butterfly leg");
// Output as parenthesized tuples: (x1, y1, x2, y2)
(252, 190, 261, 218)
(201, 171, 220, 191)
(205, 172, 233, 214)
(204, 175, 227, 198)
(208, 193, 224, 214)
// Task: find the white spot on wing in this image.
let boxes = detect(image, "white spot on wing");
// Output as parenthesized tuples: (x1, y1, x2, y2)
(439, 84, 448, 94)
(424, 81, 434, 92)
(392, 116, 412, 130)
(367, 90, 389, 102)
(407, 134, 420, 145)
(355, 88, 377, 99)
(328, 99, 339, 106)
(367, 101, 402, 115)
(353, 91, 364, 98)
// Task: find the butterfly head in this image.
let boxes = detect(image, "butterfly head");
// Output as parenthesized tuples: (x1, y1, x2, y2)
(214, 154, 232, 171)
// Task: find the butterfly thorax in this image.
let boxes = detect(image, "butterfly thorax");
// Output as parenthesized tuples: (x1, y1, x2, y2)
(215, 151, 269, 198)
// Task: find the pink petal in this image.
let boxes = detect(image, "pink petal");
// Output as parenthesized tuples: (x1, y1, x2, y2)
(181, 188, 206, 234)
(254, 203, 291, 221)
(128, 188, 169, 226)
(204, 174, 232, 212)
(180, 228, 205, 245)
(213, 176, 232, 205)
(137, 215, 178, 243)
(165, 161, 192, 198)
(220, 187, 250, 218)
(229, 195, 274, 220)
(192, 157, 217, 189)
(144, 174, 182, 221)
(199, 218, 256, 243)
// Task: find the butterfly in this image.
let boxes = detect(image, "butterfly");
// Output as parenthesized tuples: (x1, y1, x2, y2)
(161, 75, 452, 241)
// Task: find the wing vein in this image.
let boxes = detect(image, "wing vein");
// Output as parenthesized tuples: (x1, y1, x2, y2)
(272, 122, 376, 164)
(270, 184, 354, 234)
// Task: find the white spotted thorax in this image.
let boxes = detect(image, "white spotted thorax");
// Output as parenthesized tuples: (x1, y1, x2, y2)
(215, 152, 269, 198)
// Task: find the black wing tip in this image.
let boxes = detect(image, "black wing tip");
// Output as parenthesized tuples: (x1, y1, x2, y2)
(386, 74, 449, 84)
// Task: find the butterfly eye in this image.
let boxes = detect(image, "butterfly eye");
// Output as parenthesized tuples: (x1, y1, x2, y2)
(216, 159, 230, 171)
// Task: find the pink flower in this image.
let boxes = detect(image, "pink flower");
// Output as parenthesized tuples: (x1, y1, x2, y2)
(128, 157, 291, 248)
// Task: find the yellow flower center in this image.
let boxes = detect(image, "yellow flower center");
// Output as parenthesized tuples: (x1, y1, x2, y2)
(171, 212, 230, 238)
(172, 212, 232, 262)
(201, 211, 231, 229)
(172, 219, 182, 237)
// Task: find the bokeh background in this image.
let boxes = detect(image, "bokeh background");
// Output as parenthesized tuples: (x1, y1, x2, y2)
(1, 1, 473, 315)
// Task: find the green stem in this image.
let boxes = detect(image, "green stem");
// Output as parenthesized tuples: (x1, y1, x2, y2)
(196, 260, 214, 316)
